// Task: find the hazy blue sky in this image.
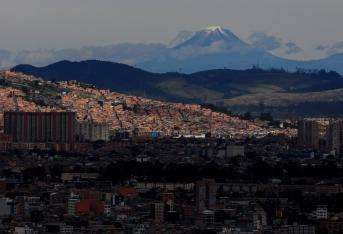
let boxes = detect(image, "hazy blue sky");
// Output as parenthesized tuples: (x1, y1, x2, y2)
(1, 0, 343, 59)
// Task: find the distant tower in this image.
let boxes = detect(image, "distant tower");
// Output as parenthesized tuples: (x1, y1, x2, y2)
(326, 119, 343, 155)
(68, 193, 80, 216)
(153, 202, 164, 223)
(196, 179, 216, 211)
(253, 207, 267, 230)
(297, 119, 320, 149)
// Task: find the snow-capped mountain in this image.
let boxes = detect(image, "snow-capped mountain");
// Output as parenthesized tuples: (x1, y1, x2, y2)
(140, 26, 343, 73)
(174, 26, 248, 49)
(138, 26, 283, 72)
(5, 26, 343, 74)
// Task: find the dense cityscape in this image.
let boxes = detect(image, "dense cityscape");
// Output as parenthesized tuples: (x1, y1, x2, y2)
(2, 1, 343, 233)
(0, 70, 343, 233)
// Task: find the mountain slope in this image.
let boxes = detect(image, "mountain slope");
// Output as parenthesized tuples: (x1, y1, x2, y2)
(11, 60, 343, 117)
(12, 60, 343, 98)
(223, 88, 343, 117)
(12, 60, 156, 90)
(0, 70, 266, 137)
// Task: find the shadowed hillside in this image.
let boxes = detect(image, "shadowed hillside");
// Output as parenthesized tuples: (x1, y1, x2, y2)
(12, 60, 343, 117)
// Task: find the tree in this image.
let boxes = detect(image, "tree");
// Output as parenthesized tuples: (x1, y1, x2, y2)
(243, 112, 253, 120)
(259, 113, 273, 122)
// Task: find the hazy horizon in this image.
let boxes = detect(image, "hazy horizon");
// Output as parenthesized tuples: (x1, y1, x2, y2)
(0, 0, 343, 61)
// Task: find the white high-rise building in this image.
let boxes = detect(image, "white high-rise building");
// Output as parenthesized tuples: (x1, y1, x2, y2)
(316, 206, 328, 220)
(154, 202, 164, 223)
(67, 193, 80, 215)
(76, 121, 110, 142)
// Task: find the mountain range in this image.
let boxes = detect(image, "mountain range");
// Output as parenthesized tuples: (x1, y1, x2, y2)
(138, 26, 343, 74)
(12, 60, 343, 118)
(2, 26, 343, 74)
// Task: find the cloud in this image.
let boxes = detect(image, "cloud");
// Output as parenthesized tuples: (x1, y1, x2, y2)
(14, 50, 59, 65)
(284, 42, 302, 54)
(170, 41, 232, 60)
(332, 41, 343, 49)
(0, 49, 10, 58)
(248, 32, 283, 51)
(0, 49, 12, 67)
(316, 44, 330, 51)
(13, 43, 168, 67)
(327, 41, 343, 55)
(315, 41, 343, 55)
(169, 30, 195, 48)
(248, 32, 303, 56)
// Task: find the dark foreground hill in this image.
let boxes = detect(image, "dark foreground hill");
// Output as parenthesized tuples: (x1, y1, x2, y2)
(12, 60, 343, 117)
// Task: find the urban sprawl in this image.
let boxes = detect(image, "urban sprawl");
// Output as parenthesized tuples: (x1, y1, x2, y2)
(0, 71, 343, 234)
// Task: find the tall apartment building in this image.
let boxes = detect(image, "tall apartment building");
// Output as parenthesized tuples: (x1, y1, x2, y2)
(153, 202, 165, 223)
(4, 111, 76, 143)
(0, 133, 12, 152)
(297, 119, 320, 149)
(226, 145, 245, 159)
(326, 120, 343, 155)
(0, 197, 15, 216)
(253, 207, 267, 230)
(316, 206, 328, 220)
(76, 121, 110, 142)
(67, 193, 80, 216)
(196, 179, 216, 211)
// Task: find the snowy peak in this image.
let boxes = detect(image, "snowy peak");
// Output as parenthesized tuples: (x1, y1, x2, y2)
(203, 26, 231, 38)
(174, 26, 247, 49)
(205, 26, 225, 33)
